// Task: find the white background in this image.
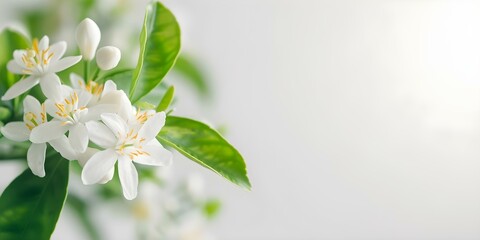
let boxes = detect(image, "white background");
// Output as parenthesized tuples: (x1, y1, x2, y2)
(2, 0, 480, 239)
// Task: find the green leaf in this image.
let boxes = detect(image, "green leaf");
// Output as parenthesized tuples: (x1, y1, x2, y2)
(157, 116, 251, 190)
(0, 153, 70, 240)
(129, 2, 181, 103)
(156, 85, 174, 112)
(203, 199, 221, 219)
(103, 69, 134, 93)
(173, 55, 210, 97)
(0, 29, 30, 97)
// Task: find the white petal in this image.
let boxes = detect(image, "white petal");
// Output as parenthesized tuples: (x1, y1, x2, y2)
(101, 113, 127, 138)
(23, 95, 41, 116)
(118, 156, 138, 200)
(49, 56, 82, 73)
(30, 120, 69, 143)
(97, 90, 131, 119)
(49, 135, 77, 160)
(39, 74, 62, 101)
(7, 60, 25, 74)
(134, 141, 172, 167)
(69, 123, 89, 153)
(44, 99, 58, 119)
(98, 167, 115, 184)
(81, 149, 117, 185)
(96, 46, 121, 71)
(27, 143, 46, 177)
(49, 41, 67, 62)
(138, 112, 166, 142)
(77, 89, 92, 107)
(77, 147, 99, 166)
(70, 73, 85, 90)
(85, 121, 116, 148)
(38, 36, 49, 50)
(1, 76, 39, 100)
(76, 18, 101, 60)
(101, 80, 117, 97)
(13, 50, 27, 67)
(83, 104, 117, 122)
(1, 122, 30, 142)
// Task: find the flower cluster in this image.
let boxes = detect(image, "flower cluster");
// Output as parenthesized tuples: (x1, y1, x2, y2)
(0, 18, 172, 200)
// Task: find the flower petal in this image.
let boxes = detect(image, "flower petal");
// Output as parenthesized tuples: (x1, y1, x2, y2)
(69, 73, 85, 90)
(118, 156, 138, 200)
(138, 112, 166, 142)
(81, 149, 117, 185)
(101, 80, 117, 98)
(69, 123, 89, 153)
(30, 120, 69, 143)
(23, 95, 42, 117)
(13, 50, 27, 67)
(49, 135, 77, 160)
(49, 41, 67, 62)
(98, 167, 115, 184)
(39, 74, 62, 101)
(49, 56, 82, 73)
(134, 140, 172, 167)
(27, 143, 46, 177)
(1, 122, 30, 142)
(97, 90, 131, 120)
(83, 104, 117, 122)
(101, 113, 127, 138)
(85, 121, 116, 148)
(1, 75, 39, 100)
(38, 36, 49, 50)
(77, 147, 99, 167)
(77, 89, 92, 107)
(7, 60, 25, 74)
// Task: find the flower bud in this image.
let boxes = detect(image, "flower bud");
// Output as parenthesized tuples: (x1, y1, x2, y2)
(96, 46, 121, 70)
(76, 18, 101, 60)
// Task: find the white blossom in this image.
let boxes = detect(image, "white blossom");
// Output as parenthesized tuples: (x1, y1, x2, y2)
(96, 46, 121, 70)
(0, 96, 76, 177)
(2, 36, 81, 100)
(76, 18, 101, 60)
(82, 103, 172, 199)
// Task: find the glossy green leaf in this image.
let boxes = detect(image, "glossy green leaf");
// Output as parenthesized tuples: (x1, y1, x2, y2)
(156, 85, 174, 112)
(157, 116, 251, 190)
(103, 69, 134, 93)
(0, 29, 30, 97)
(0, 153, 69, 240)
(129, 2, 181, 103)
(173, 55, 210, 97)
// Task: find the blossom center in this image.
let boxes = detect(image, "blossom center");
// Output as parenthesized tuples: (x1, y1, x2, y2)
(21, 38, 54, 74)
(115, 129, 148, 160)
(24, 104, 47, 130)
(54, 92, 86, 125)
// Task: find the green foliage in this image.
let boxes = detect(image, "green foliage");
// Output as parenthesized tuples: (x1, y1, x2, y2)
(0, 30, 30, 99)
(158, 116, 251, 190)
(156, 85, 174, 112)
(130, 1, 181, 103)
(203, 199, 221, 219)
(173, 55, 210, 98)
(0, 139, 29, 161)
(0, 153, 69, 240)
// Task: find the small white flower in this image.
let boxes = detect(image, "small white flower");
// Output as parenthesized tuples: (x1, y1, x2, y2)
(96, 46, 121, 70)
(76, 18, 101, 60)
(0, 96, 76, 177)
(2, 36, 82, 100)
(82, 109, 172, 200)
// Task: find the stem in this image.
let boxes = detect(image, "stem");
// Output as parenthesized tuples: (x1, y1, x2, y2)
(84, 61, 90, 80)
(92, 68, 101, 81)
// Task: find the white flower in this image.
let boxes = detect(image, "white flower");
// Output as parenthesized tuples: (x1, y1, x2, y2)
(81, 109, 172, 200)
(0, 96, 76, 177)
(2, 36, 82, 100)
(29, 83, 124, 153)
(76, 18, 101, 60)
(96, 46, 121, 70)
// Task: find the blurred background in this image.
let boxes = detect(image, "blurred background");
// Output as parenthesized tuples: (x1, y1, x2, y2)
(2, 0, 480, 239)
